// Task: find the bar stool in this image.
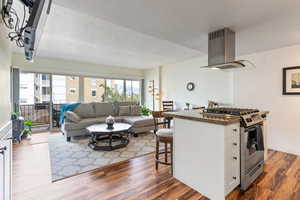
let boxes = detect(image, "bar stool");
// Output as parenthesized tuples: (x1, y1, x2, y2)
(152, 111, 173, 175)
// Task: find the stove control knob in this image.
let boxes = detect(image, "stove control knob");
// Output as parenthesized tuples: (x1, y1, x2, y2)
(246, 118, 252, 123)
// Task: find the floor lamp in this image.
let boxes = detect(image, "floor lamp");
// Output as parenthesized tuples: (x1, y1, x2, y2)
(148, 80, 160, 111)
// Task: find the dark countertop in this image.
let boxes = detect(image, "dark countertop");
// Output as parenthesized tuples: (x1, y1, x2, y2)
(164, 110, 241, 125)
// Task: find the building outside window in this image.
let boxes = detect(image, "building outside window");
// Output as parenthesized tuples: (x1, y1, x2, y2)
(83, 77, 105, 102)
(42, 87, 50, 95)
(91, 78, 97, 86)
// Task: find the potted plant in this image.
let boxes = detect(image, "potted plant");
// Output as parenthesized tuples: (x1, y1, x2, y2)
(21, 120, 33, 139)
(140, 106, 152, 116)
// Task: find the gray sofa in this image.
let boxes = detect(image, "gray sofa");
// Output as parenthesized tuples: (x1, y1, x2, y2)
(61, 102, 155, 141)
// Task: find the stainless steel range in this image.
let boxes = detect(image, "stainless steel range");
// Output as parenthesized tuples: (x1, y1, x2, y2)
(204, 107, 267, 191)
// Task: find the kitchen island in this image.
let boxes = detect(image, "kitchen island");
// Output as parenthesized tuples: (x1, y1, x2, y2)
(165, 109, 269, 200)
(164, 110, 241, 200)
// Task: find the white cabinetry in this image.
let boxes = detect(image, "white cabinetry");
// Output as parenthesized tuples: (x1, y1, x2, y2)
(173, 118, 240, 200)
(224, 124, 240, 195)
(0, 122, 12, 200)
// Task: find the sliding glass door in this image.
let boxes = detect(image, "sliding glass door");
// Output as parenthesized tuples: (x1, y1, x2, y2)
(19, 70, 142, 131)
(19, 72, 51, 129)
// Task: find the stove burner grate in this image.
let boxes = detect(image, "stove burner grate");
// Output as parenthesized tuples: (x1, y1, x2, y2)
(204, 107, 259, 116)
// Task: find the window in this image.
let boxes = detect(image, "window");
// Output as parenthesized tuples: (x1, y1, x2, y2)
(20, 72, 35, 105)
(52, 75, 79, 104)
(69, 88, 76, 93)
(83, 77, 105, 102)
(91, 89, 96, 96)
(126, 80, 132, 101)
(91, 78, 97, 86)
(42, 74, 49, 80)
(125, 80, 141, 102)
(131, 81, 141, 102)
(42, 87, 50, 95)
(105, 79, 125, 102)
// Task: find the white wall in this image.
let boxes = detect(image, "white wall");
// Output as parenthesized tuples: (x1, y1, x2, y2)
(154, 46, 300, 155)
(12, 54, 144, 80)
(0, 18, 12, 127)
(234, 45, 300, 155)
(161, 56, 234, 110)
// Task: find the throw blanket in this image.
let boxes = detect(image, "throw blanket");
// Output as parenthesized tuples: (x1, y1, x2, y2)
(59, 103, 81, 125)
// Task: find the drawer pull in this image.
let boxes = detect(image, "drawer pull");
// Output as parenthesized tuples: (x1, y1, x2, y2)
(233, 156, 238, 160)
(232, 176, 237, 180)
(233, 142, 238, 146)
(233, 129, 238, 132)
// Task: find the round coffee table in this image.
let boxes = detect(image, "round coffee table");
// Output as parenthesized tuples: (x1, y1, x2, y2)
(86, 123, 132, 151)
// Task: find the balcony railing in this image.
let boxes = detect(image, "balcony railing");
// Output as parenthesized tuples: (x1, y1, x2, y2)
(20, 103, 62, 127)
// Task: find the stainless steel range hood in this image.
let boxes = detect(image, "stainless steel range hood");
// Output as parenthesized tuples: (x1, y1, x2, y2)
(201, 28, 252, 70)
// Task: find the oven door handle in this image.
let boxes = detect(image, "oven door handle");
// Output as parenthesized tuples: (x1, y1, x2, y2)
(245, 125, 260, 132)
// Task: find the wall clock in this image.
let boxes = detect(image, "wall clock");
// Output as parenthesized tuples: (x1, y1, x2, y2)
(186, 82, 195, 91)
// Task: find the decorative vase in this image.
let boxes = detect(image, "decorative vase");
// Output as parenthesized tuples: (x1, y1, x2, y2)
(106, 115, 115, 129)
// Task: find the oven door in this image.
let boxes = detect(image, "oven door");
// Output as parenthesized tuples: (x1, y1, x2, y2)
(241, 124, 264, 172)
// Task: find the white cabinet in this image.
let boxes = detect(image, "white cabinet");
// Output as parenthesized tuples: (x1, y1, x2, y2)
(224, 124, 240, 195)
(173, 118, 240, 200)
(0, 122, 12, 200)
(0, 143, 4, 200)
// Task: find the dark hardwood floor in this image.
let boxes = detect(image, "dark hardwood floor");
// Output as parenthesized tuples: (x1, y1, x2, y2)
(13, 133, 300, 200)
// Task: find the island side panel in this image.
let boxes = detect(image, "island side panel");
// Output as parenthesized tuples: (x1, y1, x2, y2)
(173, 118, 226, 200)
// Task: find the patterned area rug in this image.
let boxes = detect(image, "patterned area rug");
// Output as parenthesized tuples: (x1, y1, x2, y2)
(48, 133, 155, 182)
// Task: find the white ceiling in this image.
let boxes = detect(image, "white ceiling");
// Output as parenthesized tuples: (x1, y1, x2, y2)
(14, 0, 300, 68)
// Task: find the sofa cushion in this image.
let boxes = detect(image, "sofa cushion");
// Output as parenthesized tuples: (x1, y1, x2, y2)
(131, 105, 141, 116)
(65, 111, 81, 123)
(114, 116, 124, 122)
(119, 106, 131, 116)
(64, 117, 106, 130)
(94, 103, 114, 117)
(114, 102, 139, 115)
(123, 116, 154, 127)
(73, 103, 95, 118)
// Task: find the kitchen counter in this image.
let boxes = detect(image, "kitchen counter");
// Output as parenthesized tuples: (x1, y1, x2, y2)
(164, 110, 241, 125)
